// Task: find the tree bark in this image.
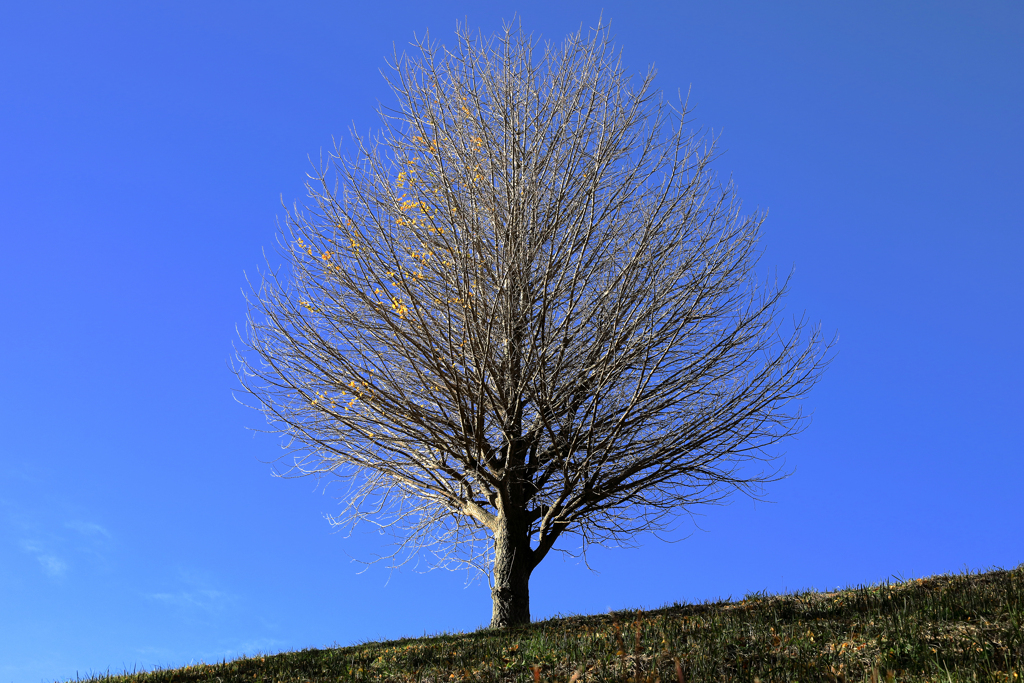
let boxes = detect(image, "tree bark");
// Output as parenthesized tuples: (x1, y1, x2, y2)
(490, 508, 534, 628)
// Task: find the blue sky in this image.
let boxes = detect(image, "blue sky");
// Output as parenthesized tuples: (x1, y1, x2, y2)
(1, 2, 1021, 682)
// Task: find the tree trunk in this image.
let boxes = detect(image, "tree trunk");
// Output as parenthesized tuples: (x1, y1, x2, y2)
(490, 509, 534, 628)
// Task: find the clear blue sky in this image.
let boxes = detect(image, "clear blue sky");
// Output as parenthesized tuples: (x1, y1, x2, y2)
(1, 2, 1021, 682)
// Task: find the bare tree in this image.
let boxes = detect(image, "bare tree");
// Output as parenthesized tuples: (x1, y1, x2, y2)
(234, 18, 834, 629)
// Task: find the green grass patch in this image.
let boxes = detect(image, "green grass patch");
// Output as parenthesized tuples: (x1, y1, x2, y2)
(67, 563, 1023, 682)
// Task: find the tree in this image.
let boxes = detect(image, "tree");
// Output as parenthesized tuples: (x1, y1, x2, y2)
(234, 19, 834, 629)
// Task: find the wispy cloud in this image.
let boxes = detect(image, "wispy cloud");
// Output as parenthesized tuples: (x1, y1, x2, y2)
(66, 520, 112, 538)
(10, 515, 113, 578)
(146, 568, 240, 616)
(20, 540, 68, 577)
(38, 554, 69, 577)
(148, 588, 234, 613)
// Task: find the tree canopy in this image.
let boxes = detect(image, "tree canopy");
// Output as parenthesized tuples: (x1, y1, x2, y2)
(235, 18, 834, 628)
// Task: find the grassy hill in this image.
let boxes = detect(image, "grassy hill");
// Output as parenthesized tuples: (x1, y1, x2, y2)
(69, 563, 1022, 683)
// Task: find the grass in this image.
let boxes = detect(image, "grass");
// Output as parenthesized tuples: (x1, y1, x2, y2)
(68, 563, 1022, 683)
